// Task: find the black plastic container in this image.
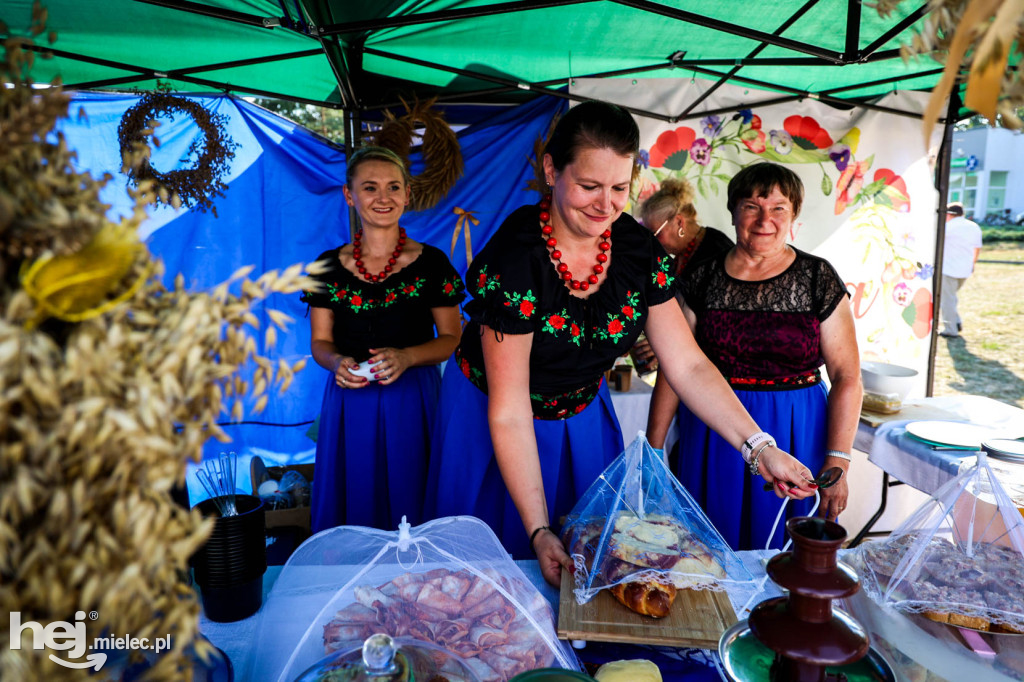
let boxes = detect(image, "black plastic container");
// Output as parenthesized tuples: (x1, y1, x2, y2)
(192, 495, 266, 622)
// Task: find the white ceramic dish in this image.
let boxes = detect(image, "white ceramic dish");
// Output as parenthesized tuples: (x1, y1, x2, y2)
(905, 421, 1004, 450)
(861, 361, 918, 401)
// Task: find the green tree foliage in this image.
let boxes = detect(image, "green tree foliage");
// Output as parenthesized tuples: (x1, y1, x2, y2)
(250, 98, 346, 145)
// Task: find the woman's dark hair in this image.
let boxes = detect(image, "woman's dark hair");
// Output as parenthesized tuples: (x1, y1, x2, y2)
(544, 100, 640, 171)
(345, 145, 411, 187)
(727, 162, 804, 217)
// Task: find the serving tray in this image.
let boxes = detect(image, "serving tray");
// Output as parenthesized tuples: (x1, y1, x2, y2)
(556, 571, 737, 649)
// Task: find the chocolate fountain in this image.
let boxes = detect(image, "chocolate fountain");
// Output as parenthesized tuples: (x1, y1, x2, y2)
(719, 517, 896, 682)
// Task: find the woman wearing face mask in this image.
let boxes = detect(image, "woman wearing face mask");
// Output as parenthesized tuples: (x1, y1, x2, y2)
(647, 162, 862, 550)
(424, 104, 817, 586)
(629, 177, 734, 376)
(302, 146, 466, 533)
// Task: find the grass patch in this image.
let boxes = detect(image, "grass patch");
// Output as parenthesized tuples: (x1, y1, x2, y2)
(933, 242, 1024, 408)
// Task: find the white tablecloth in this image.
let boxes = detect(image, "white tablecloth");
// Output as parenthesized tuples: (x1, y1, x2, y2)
(855, 395, 1024, 495)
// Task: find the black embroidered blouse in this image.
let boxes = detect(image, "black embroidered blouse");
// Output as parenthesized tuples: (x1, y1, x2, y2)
(680, 247, 848, 385)
(456, 205, 677, 418)
(301, 243, 466, 363)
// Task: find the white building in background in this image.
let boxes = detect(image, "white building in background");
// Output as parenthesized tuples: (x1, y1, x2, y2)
(950, 127, 1024, 222)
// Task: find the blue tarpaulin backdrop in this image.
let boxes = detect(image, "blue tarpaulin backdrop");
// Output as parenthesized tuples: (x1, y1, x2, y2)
(56, 92, 566, 489)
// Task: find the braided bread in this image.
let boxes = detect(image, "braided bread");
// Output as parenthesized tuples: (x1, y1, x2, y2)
(609, 580, 677, 619)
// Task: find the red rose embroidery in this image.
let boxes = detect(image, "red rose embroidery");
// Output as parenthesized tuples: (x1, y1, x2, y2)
(444, 283, 454, 293)
(478, 274, 487, 287)
(570, 323, 581, 337)
(607, 319, 623, 335)
(656, 272, 667, 286)
(549, 315, 565, 330)
(351, 295, 362, 306)
(520, 300, 534, 317)
(403, 285, 415, 293)
(574, 403, 587, 414)
(622, 305, 634, 319)
(385, 293, 396, 303)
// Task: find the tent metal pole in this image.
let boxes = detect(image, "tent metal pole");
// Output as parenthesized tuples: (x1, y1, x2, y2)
(318, 0, 593, 36)
(129, 0, 280, 28)
(844, 0, 862, 62)
(858, 4, 929, 59)
(927, 91, 960, 395)
(610, 0, 844, 62)
(360, 47, 677, 122)
(343, 108, 361, 240)
(821, 67, 945, 96)
(682, 63, 926, 120)
(678, 0, 822, 119)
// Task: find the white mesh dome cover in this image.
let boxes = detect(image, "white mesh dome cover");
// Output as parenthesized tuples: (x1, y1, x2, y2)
(245, 516, 579, 681)
(562, 433, 756, 605)
(853, 451, 1024, 634)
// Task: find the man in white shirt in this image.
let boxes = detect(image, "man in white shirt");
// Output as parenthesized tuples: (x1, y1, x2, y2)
(940, 202, 982, 338)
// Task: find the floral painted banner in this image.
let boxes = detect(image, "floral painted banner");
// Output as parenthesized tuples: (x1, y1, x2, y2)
(572, 79, 943, 395)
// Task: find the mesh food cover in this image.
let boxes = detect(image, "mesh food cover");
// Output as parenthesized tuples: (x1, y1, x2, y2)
(245, 516, 579, 682)
(854, 451, 1024, 634)
(561, 433, 756, 606)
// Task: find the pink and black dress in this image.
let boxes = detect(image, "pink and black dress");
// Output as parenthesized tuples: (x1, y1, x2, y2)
(302, 243, 465, 533)
(676, 248, 848, 550)
(423, 205, 678, 558)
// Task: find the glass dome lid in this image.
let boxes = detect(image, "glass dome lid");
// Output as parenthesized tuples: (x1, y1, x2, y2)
(292, 632, 482, 682)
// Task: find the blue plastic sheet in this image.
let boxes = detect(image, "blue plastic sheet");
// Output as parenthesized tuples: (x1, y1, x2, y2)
(55, 92, 566, 487)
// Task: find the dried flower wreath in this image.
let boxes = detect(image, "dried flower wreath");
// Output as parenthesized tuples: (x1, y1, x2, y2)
(117, 91, 238, 216)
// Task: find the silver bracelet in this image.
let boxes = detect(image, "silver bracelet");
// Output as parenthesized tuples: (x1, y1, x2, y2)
(749, 440, 775, 475)
(826, 449, 852, 462)
(741, 431, 773, 463)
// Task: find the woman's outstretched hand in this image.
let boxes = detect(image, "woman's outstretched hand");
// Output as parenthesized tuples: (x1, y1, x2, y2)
(758, 446, 818, 499)
(533, 528, 573, 588)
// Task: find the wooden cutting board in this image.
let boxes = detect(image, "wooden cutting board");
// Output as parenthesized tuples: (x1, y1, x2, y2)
(557, 571, 737, 649)
(860, 398, 964, 429)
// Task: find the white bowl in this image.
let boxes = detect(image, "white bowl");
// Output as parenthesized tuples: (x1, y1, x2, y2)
(861, 361, 918, 401)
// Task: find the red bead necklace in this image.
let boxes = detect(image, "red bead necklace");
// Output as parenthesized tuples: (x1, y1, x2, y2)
(352, 228, 406, 283)
(538, 196, 610, 292)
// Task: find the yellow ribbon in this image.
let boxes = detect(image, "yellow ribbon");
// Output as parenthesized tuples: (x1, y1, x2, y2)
(451, 207, 479, 267)
(20, 224, 148, 329)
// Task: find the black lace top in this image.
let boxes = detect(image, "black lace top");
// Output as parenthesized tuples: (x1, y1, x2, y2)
(457, 205, 677, 418)
(680, 247, 848, 382)
(301, 243, 466, 363)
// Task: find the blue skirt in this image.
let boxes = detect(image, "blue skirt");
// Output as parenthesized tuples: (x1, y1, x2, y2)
(311, 364, 441, 533)
(675, 383, 828, 551)
(424, 360, 625, 558)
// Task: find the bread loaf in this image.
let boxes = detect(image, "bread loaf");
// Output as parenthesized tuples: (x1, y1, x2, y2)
(609, 579, 677, 618)
(595, 659, 662, 681)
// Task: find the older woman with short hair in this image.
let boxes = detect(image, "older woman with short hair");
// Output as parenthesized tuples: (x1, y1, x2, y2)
(647, 162, 862, 550)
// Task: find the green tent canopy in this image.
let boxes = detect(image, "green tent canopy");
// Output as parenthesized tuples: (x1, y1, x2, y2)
(2, 0, 963, 121)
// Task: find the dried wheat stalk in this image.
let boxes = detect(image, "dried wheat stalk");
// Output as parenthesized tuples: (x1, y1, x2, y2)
(1, 9, 316, 679)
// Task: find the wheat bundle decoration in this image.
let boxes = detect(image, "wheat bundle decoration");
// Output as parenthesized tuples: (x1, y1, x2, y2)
(366, 97, 463, 211)
(871, 0, 1024, 138)
(0, 9, 320, 679)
